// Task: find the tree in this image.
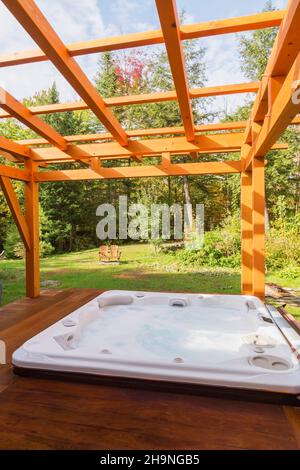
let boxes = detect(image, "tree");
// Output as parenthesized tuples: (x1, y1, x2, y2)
(239, 1, 278, 81)
(23, 83, 102, 251)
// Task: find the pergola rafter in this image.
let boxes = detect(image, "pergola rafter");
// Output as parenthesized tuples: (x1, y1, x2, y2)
(0, 87, 67, 150)
(242, 0, 300, 170)
(0, 0, 299, 301)
(0, 134, 30, 159)
(155, 0, 195, 141)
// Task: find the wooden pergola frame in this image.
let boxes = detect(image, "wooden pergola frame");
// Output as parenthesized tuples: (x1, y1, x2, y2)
(0, 0, 300, 301)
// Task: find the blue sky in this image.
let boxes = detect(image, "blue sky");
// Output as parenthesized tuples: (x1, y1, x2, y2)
(0, 0, 287, 117)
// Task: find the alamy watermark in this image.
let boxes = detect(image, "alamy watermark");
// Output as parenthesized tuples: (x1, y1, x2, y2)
(0, 340, 6, 365)
(96, 196, 204, 250)
(292, 80, 300, 105)
(0, 81, 7, 105)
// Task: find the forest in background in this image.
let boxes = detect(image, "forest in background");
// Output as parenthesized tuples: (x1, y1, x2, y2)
(0, 1, 299, 278)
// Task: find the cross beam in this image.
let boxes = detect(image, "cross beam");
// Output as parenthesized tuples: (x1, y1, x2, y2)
(29, 134, 288, 164)
(0, 82, 260, 120)
(34, 160, 242, 182)
(0, 164, 30, 181)
(14, 117, 300, 147)
(0, 11, 285, 68)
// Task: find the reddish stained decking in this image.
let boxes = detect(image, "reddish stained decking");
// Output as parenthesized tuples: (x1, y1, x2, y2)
(0, 288, 299, 450)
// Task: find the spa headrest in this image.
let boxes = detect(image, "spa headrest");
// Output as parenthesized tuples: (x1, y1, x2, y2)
(98, 294, 134, 309)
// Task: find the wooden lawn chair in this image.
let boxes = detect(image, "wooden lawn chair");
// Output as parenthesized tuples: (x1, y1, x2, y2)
(99, 245, 110, 263)
(110, 245, 121, 263)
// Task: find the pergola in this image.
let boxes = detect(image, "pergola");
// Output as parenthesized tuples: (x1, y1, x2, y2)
(0, 0, 299, 302)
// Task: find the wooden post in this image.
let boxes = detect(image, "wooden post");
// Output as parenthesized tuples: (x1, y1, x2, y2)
(252, 157, 265, 300)
(24, 159, 40, 298)
(241, 171, 253, 295)
(0, 176, 31, 251)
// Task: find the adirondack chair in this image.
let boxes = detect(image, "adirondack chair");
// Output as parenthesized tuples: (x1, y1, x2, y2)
(110, 245, 121, 263)
(99, 245, 110, 263)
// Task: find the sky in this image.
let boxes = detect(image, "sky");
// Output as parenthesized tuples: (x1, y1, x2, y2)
(0, 0, 288, 118)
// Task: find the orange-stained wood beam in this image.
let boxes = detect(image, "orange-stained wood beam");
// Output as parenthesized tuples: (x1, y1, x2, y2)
(30, 133, 247, 163)
(2, 0, 127, 147)
(33, 142, 285, 165)
(161, 152, 171, 167)
(29, 134, 288, 164)
(241, 171, 253, 295)
(0, 82, 260, 119)
(14, 117, 300, 147)
(252, 157, 265, 300)
(254, 0, 300, 122)
(90, 158, 102, 172)
(0, 135, 30, 159)
(155, 0, 194, 140)
(0, 87, 67, 150)
(0, 11, 285, 67)
(244, 53, 300, 171)
(0, 175, 31, 250)
(242, 0, 300, 169)
(24, 158, 40, 298)
(266, 0, 300, 77)
(0, 163, 30, 181)
(0, 150, 21, 163)
(181, 10, 284, 39)
(256, 59, 300, 156)
(15, 122, 247, 146)
(34, 160, 242, 182)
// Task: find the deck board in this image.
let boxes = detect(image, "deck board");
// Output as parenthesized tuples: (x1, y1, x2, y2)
(0, 288, 299, 450)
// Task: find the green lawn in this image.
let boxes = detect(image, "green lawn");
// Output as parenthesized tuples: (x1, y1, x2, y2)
(0, 243, 299, 320)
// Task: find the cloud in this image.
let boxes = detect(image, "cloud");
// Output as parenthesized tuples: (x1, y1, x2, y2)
(109, 0, 157, 33)
(0, 0, 111, 101)
(273, 0, 288, 8)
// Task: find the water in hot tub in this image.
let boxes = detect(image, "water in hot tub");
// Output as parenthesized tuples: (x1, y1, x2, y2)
(77, 297, 269, 364)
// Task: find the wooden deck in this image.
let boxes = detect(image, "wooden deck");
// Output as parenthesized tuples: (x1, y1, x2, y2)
(0, 288, 300, 450)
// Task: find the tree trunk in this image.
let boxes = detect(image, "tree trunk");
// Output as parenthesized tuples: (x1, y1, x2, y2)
(183, 176, 192, 206)
(295, 152, 300, 216)
(168, 177, 171, 206)
(265, 200, 270, 232)
(183, 176, 193, 233)
(69, 225, 74, 251)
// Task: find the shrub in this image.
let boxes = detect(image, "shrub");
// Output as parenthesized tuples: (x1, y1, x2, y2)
(174, 212, 300, 272)
(4, 217, 55, 259)
(3, 225, 24, 259)
(266, 215, 300, 270)
(4, 206, 55, 258)
(277, 266, 300, 280)
(174, 213, 241, 269)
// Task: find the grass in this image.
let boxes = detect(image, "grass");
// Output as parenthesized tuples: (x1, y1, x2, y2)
(0, 243, 299, 320)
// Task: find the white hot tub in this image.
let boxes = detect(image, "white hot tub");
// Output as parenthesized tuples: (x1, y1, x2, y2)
(13, 291, 300, 402)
